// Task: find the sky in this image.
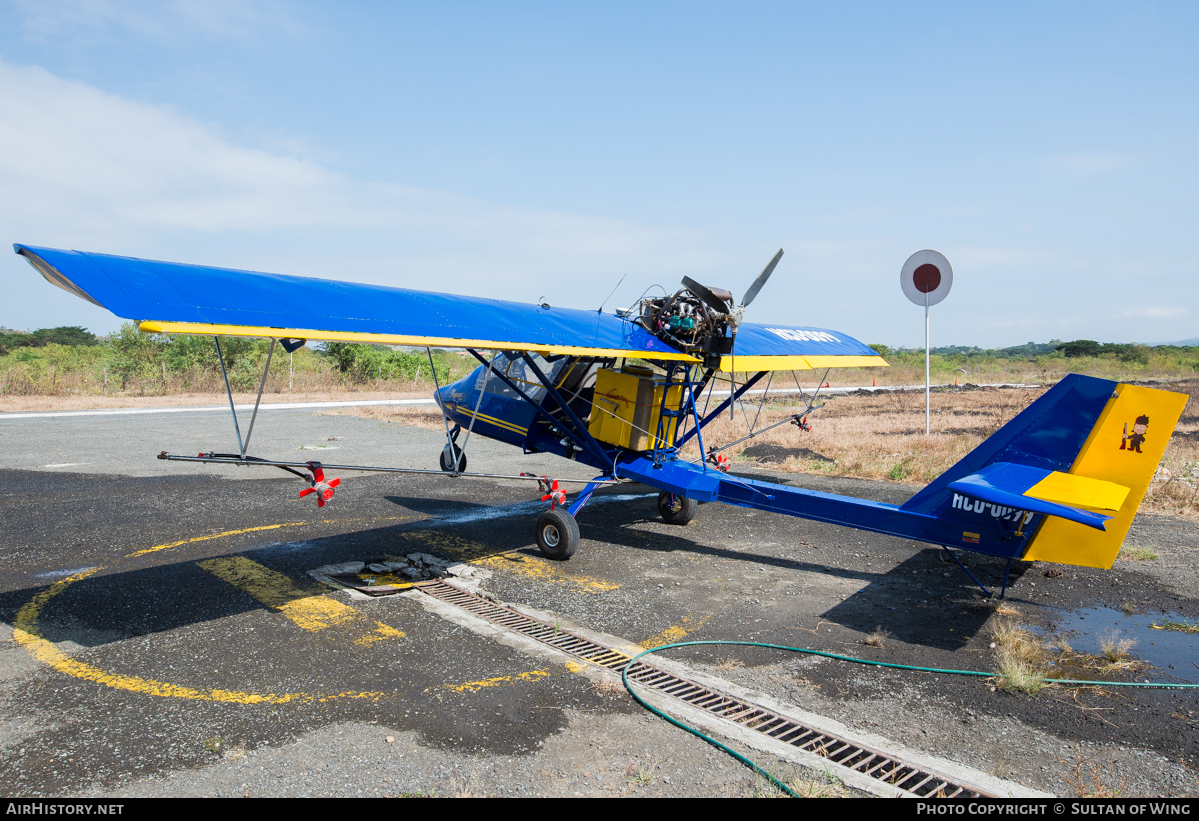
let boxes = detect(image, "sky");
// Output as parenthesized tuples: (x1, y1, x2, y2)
(0, 1, 1195, 348)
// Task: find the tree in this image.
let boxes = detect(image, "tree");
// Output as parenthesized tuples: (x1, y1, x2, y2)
(108, 323, 167, 388)
(29, 326, 98, 347)
(1056, 340, 1102, 358)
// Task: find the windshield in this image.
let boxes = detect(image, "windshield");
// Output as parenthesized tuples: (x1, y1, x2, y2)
(477, 352, 568, 403)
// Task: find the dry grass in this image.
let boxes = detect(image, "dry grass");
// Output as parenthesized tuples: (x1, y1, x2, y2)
(974, 599, 1021, 618)
(816, 349, 1197, 388)
(330, 378, 1199, 519)
(1099, 633, 1136, 665)
(685, 383, 1049, 485)
(1118, 545, 1160, 561)
(325, 402, 447, 430)
(689, 378, 1199, 519)
(991, 620, 1050, 695)
(445, 771, 489, 798)
(787, 777, 848, 798)
(1050, 636, 1074, 654)
(1044, 632, 1149, 677)
(862, 626, 890, 648)
(590, 678, 626, 698)
(1061, 743, 1127, 798)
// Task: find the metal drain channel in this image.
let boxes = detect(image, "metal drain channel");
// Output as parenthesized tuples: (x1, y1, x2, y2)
(416, 579, 993, 798)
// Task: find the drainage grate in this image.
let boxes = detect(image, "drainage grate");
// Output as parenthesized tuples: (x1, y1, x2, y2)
(415, 579, 994, 798)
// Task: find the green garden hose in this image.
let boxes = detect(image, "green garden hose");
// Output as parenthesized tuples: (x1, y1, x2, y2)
(622, 639, 1199, 797)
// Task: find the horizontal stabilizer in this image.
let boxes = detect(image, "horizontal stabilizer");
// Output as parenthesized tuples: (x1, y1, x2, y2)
(949, 463, 1114, 531)
(1024, 469, 1129, 511)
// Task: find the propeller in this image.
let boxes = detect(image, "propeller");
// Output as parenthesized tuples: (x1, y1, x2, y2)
(540, 478, 566, 510)
(742, 248, 783, 309)
(681, 276, 733, 316)
(727, 249, 783, 418)
(299, 464, 341, 507)
(680, 248, 782, 325)
(674, 250, 784, 420)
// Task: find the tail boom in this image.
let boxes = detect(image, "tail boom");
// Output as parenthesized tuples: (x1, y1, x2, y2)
(623, 374, 1185, 570)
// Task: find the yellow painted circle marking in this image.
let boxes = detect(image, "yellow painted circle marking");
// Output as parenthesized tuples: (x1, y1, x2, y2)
(14, 519, 410, 704)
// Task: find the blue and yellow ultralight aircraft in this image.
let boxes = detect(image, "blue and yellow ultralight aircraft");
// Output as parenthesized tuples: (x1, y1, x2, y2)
(13, 244, 1187, 595)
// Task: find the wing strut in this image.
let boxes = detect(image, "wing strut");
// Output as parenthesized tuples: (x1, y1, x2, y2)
(675, 371, 768, 449)
(214, 335, 278, 459)
(214, 336, 245, 455)
(428, 347, 464, 475)
(750, 371, 774, 432)
(458, 350, 496, 457)
(519, 352, 614, 472)
(463, 349, 614, 474)
(242, 338, 277, 458)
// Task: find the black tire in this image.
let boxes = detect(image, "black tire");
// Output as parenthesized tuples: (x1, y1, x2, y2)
(657, 491, 698, 525)
(535, 508, 580, 560)
(439, 445, 466, 472)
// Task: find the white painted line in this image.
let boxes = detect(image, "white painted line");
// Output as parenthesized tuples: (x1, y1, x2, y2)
(0, 398, 437, 421)
(0, 382, 1040, 421)
(43, 462, 93, 468)
(33, 566, 97, 579)
(708, 382, 1039, 398)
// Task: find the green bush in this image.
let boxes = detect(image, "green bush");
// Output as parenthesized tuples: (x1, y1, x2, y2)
(0, 325, 98, 354)
(324, 342, 449, 383)
(108, 323, 167, 388)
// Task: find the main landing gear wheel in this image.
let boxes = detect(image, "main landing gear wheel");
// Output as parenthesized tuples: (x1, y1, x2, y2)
(657, 491, 697, 525)
(439, 445, 467, 472)
(535, 508, 580, 560)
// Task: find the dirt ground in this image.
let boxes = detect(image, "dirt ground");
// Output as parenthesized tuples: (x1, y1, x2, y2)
(332, 378, 1199, 519)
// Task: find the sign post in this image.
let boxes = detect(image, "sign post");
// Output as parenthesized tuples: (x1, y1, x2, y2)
(900, 250, 953, 435)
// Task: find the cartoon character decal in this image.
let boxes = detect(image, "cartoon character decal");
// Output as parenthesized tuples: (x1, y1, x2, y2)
(1120, 415, 1149, 453)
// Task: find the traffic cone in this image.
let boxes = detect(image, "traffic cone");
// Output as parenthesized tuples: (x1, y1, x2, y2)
(872, 377, 876, 387)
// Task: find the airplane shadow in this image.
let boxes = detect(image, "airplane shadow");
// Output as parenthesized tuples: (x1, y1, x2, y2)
(380, 489, 1032, 651)
(0, 490, 1032, 653)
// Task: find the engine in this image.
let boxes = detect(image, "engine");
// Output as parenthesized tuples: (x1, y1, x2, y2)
(635, 284, 738, 355)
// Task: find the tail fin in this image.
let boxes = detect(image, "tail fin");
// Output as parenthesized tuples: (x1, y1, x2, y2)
(902, 374, 1187, 569)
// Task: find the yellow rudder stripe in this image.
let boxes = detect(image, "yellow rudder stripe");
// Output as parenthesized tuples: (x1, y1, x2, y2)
(1023, 383, 1187, 569)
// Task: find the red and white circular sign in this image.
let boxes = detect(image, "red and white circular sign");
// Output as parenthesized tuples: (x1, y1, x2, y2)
(900, 250, 953, 306)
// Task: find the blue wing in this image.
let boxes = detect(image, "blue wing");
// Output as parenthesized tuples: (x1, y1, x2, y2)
(14, 244, 886, 371)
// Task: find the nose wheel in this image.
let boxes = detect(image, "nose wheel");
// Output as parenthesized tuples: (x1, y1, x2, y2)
(439, 444, 467, 472)
(535, 507, 580, 560)
(657, 491, 697, 525)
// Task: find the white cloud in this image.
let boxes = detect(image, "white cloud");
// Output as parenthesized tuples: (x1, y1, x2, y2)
(1048, 152, 1136, 177)
(1120, 306, 1188, 319)
(9, 0, 296, 43)
(0, 60, 722, 326)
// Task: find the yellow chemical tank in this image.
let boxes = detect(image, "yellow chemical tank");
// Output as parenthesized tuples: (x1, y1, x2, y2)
(588, 366, 684, 451)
